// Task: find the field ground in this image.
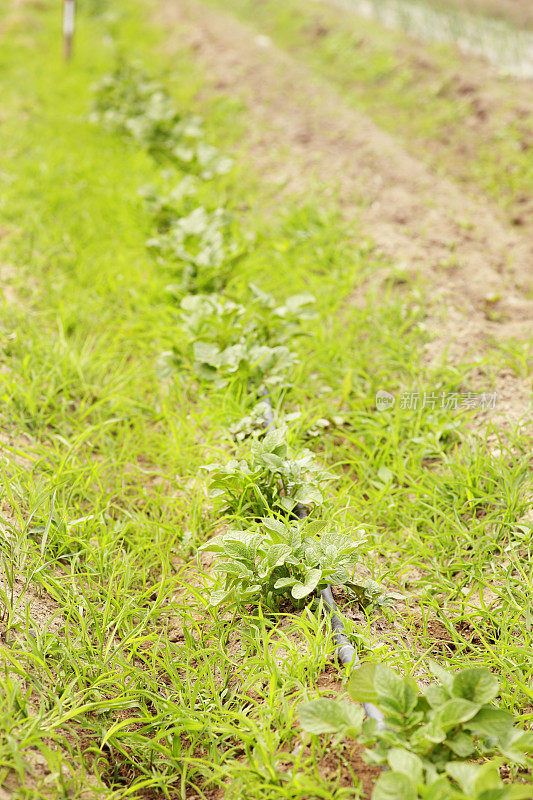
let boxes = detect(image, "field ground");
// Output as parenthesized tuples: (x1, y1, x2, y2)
(0, 0, 531, 797)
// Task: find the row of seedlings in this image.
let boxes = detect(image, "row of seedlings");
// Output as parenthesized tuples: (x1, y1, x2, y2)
(91, 63, 533, 800)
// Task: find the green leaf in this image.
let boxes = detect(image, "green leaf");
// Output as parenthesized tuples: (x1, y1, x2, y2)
(260, 453, 285, 470)
(279, 496, 296, 511)
(193, 341, 220, 365)
(508, 787, 533, 800)
(372, 771, 417, 800)
(446, 731, 475, 757)
(240, 583, 262, 599)
(417, 719, 446, 744)
(451, 668, 499, 704)
(261, 518, 287, 537)
(303, 520, 327, 536)
(273, 576, 295, 590)
(507, 730, 533, 752)
(425, 684, 450, 709)
(447, 761, 507, 796)
(423, 777, 456, 800)
(377, 466, 394, 484)
(428, 659, 454, 691)
(374, 664, 418, 716)
(464, 707, 515, 741)
(223, 540, 254, 560)
(500, 729, 533, 763)
(293, 485, 323, 505)
(197, 537, 226, 553)
(208, 589, 231, 606)
(299, 698, 364, 735)
(266, 544, 292, 569)
(473, 761, 504, 794)
(387, 748, 423, 783)
(291, 568, 322, 600)
(216, 560, 252, 579)
(445, 762, 479, 794)
(348, 663, 378, 705)
(434, 698, 481, 730)
(262, 426, 287, 452)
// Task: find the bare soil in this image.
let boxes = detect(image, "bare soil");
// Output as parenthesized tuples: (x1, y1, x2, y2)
(159, 0, 532, 433)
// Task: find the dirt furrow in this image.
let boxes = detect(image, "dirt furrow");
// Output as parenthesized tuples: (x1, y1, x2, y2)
(159, 0, 532, 429)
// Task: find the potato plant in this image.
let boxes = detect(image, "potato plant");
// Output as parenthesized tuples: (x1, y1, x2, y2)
(300, 661, 533, 800)
(90, 62, 232, 176)
(202, 424, 335, 515)
(147, 206, 245, 293)
(199, 517, 365, 608)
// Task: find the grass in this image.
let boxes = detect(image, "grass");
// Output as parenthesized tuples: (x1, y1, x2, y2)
(0, 0, 531, 796)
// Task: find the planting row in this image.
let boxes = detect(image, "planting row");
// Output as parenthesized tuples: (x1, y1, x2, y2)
(90, 63, 533, 799)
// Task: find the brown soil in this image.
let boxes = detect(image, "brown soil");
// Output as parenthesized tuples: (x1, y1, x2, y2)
(316, 740, 381, 798)
(159, 0, 532, 434)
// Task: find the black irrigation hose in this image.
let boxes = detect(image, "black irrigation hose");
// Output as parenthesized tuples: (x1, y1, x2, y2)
(259, 386, 275, 429)
(258, 386, 385, 727)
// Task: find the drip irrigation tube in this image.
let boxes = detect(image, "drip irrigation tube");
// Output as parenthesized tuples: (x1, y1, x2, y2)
(258, 387, 384, 726)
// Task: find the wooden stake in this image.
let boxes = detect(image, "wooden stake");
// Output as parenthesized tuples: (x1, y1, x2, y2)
(63, 0, 75, 61)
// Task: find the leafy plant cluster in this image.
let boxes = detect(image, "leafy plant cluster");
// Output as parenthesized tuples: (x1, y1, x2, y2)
(202, 424, 335, 516)
(169, 285, 315, 387)
(300, 661, 533, 799)
(179, 285, 315, 347)
(92, 63, 242, 295)
(199, 517, 365, 608)
(147, 205, 243, 293)
(229, 401, 301, 442)
(90, 62, 232, 177)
